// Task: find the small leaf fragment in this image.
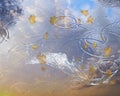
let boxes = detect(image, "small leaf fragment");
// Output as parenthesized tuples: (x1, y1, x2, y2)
(78, 18, 81, 23)
(43, 32, 48, 40)
(41, 66, 46, 71)
(92, 42, 97, 48)
(59, 16, 65, 20)
(81, 10, 89, 16)
(32, 44, 38, 50)
(104, 46, 112, 57)
(83, 42, 88, 49)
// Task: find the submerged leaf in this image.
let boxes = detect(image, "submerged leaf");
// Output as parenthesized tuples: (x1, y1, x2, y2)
(104, 46, 112, 57)
(41, 66, 46, 71)
(43, 32, 48, 40)
(83, 42, 88, 49)
(37, 54, 46, 64)
(89, 66, 95, 75)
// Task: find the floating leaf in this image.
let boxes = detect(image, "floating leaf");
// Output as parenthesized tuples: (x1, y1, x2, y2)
(81, 10, 89, 16)
(89, 66, 95, 75)
(106, 69, 112, 77)
(87, 16, 94, 24)
(41, 66, 46, 71)
(29, 15, 36, 24)
(78, 18, 81, 23)
(43, 32, 48, 40)
(32, 44, 38, 50)
(59, 16, 65, 20)
(37, 54, 46, 64)
(83, 42, 88, 49)
(104, 46, 112, 57)
(50, 16, 58, 25)
(92, 42, 97, 48)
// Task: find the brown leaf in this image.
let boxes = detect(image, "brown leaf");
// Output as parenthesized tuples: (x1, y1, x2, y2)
(43, 32, 48, 40)
(106, 69, 112, 77)
(83, 42, 88, 49)
(37, 54, 46, 64)
(89, 66, 95, 75)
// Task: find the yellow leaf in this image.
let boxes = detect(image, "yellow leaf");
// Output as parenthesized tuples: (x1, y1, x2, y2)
(87, 16, 94, 24)
(104, 46, 112, 57)
(89, 66, 95, 75)
(81, 10, 89, 16)
(83, 42, 88, 49)
(106, 69, 112, 77)
(59, 16, 65, 20)
(37, 54, 46, 64)
(32, 44, 38, 50)
(29, 15, 36, 24)
(50, 16, 58, 25)
(92, 42, 97, 48)
(43, 32, 48, 40)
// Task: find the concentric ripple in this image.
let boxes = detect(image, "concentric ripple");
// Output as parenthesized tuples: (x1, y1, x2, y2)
(98, 0, 120, 7)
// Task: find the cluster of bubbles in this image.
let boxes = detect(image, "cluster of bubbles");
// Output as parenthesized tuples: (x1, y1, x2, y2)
(0, 0, 22, 43)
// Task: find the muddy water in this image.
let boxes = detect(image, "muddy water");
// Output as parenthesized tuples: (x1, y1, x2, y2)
(0, 64, 119, 96)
